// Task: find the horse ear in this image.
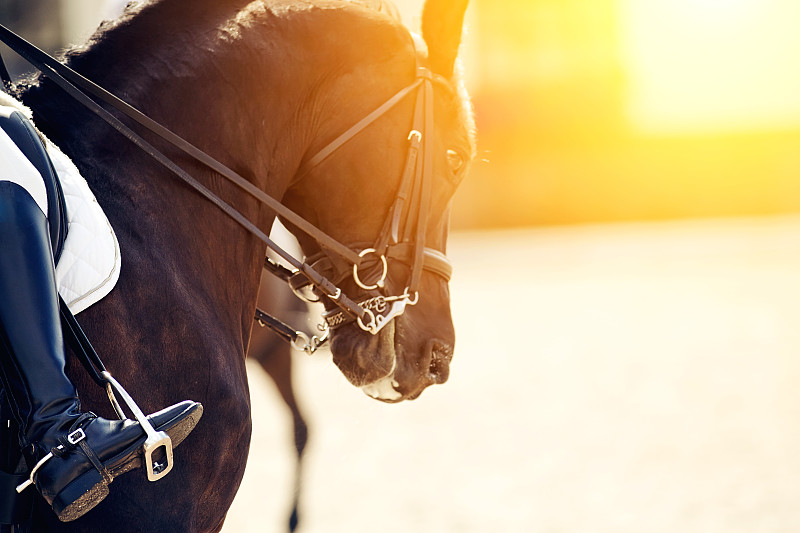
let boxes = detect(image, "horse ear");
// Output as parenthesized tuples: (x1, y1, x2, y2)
(421, 0, 469, 79)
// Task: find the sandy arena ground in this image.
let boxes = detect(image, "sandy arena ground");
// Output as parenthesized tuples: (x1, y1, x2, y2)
(222, 215, 800, 533)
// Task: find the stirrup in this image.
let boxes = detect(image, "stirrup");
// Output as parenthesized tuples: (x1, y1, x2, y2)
(15, 371, 175, 494)
(100, 371, 174, 482)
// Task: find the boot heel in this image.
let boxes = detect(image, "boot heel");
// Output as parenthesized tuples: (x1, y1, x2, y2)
(50, 467, 109, 522)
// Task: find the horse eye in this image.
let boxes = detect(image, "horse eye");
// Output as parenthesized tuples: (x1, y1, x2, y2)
(446, 149, 464, 173)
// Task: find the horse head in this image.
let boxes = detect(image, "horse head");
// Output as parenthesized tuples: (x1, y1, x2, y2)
(281, 0, 474, 402)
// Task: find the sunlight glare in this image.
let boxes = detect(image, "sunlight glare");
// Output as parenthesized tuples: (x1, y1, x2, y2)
(620, 0, 800, 133)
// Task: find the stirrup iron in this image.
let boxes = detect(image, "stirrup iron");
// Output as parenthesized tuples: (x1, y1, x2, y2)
(101, 371, 174, 482)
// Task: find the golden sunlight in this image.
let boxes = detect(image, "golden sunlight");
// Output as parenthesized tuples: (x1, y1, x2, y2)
(620, 0, 800, 133)
(450, 0, 800, 227)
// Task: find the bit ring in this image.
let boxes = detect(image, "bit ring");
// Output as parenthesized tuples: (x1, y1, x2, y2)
(353, 248, 388, 290)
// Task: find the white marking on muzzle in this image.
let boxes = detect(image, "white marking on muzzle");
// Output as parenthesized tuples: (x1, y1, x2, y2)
(361, 357, 401, 401)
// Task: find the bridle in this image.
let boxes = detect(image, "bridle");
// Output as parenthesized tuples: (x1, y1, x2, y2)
(0, 25, 454, 352)
(257, 66, 454, 351)
(287, 66, 454, 335)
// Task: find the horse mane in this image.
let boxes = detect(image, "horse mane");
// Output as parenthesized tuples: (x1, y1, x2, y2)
(20, 0, 474, 159)
(19, 0, 417, 102)
(56, 0, 415, 81)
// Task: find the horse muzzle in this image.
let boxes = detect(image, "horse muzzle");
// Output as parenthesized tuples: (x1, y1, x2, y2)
(360, 337, 454, 403)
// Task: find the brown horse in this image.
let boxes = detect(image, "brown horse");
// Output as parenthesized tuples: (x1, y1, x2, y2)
(11, 0, 473, 530)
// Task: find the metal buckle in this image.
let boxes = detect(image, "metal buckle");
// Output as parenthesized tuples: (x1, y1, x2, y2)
(67, 428, 86, 445)
(15, 426, 93, 493)
(289, 328, 329, 355)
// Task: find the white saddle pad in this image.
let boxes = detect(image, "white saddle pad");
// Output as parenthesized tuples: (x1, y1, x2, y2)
(0, 92, 121, 315)
(49, 140, 121, 314)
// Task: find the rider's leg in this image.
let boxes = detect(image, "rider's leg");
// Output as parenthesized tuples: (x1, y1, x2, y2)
(0, 113, 202, 522)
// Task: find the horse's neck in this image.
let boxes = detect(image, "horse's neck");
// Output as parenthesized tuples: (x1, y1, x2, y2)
(19, 2, 310, 340)
(25, 4, 291, 170)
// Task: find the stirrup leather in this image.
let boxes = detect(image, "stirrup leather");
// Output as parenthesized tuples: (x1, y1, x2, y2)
(101, 371, 174, 482)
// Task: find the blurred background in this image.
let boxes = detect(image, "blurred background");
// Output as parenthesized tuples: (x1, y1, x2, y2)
(455, 0, 800, 228)
(3, 1, 800, 532)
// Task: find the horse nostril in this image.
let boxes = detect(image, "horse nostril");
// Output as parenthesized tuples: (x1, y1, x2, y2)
(428, 340, 453, 384)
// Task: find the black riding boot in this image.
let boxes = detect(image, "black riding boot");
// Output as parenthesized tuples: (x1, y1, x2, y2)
(0, 181, 202, 522)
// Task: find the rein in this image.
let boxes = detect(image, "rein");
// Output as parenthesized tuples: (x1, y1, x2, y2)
(0, 24, 452, 352)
